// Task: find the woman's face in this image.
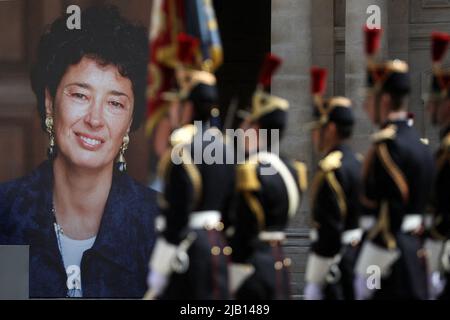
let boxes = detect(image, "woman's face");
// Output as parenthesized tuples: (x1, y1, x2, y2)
(46, 57, 134, 171)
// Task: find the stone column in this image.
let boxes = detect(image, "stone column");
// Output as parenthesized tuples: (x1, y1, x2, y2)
(271, 0, 312, 299)
(311, 0, 335, 96)
(345, 0, 388, 154)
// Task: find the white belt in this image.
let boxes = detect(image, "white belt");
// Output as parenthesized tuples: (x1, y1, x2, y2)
(189, 210, 221, 229)
(259, 231, 286, 242)
(401, 214, 423, 233)
(423, 213, 434, 229)
(309, 229, 318, 242)
(359, 216, 376, 231)
(341, 228, 363, 245)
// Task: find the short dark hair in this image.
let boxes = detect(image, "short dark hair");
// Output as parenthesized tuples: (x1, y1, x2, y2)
(31, 5, 148, 131)
(187, 83, 219, 121)
(335, 123, 353, 140)
(386, 92, 408, 111)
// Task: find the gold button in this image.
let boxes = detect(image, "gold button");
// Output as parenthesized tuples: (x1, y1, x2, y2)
(274, 261, 283, 270)
(223, 246, 232, 256)
(283, 258, 292, 267)
(216, 222, 224, 232)
(211, 246, 221, 256)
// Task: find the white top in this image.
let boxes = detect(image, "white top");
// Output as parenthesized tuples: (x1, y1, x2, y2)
(55, 228, 96, 298)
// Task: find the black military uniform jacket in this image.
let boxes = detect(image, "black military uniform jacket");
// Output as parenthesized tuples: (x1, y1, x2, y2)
(309, 144, 362, 258)
(430, 126, 450, 240)
(360, 119, 435, 299)
(155, 123, 235, 299)
(232, 152, 307, 261)
(362, 119, 434, 248)
(230, 151, 307, 299)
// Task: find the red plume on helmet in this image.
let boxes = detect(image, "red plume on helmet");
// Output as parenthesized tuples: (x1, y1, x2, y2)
(310, 67, 327, 96)
(258, 53, 282, 89)
(430, 31, 450, 98)
(364, 26, 383, 57)
(431, 31, 450, 64)
(177, 33, 200, 66)
(310, 66, 328, 117)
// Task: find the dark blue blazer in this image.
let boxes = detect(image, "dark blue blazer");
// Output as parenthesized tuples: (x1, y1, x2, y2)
(0, 161, 158, 298)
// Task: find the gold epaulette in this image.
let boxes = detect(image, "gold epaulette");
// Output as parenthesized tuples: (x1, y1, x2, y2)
(169, 124, 197, 147)
(318, 151, 343, 172)
(236, 162, 261, 191)
(312, 151, 347, 218)
(293, 161, 308, 192)
(371, 124, 397, 143)
(443, 133, 450, 151)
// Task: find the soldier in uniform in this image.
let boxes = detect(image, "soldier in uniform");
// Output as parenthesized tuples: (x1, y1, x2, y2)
(303, 67, 362, 300)
(425, 31, 450, 300)
(354, 27, 435, 300)
(145, 33, 235, 300)
(228, 54, 308, 300)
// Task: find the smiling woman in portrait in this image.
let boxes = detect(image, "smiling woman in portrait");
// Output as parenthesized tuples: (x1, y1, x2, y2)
(0, 6, 158, 298)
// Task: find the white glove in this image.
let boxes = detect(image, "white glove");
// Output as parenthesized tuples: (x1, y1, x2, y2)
(304, 282, 324, 300)
(354, 274, 375, 300)
(428, 271, 446, 300)
(147, 270, 169, 297)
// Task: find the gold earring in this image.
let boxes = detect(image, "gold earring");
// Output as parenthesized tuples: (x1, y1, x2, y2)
(45, 116, 56, 159)
(116, 134, 130, 172)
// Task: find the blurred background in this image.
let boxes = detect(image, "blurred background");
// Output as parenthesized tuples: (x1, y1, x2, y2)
(0, 0, 449, 298)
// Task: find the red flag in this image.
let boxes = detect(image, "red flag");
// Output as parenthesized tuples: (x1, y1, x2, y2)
(145, 0, 184, 136)
(177, 33, 200, 65)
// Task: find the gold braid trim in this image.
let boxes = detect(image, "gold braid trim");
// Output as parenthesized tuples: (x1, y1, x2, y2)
(294, 161, 308, 193)
(376, 143, 409, 203)
(325, 171, 348, 218)
(236, 163, 260, 191)
(243, 192, 265, 231)
(368, 201, 397, 249)
(436, 152, 449, 171)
